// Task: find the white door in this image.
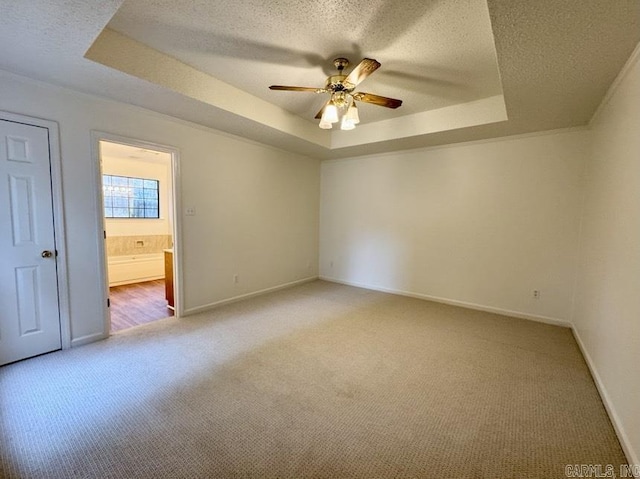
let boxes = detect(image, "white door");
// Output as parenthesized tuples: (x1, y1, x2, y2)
(0, 119, 62, 365)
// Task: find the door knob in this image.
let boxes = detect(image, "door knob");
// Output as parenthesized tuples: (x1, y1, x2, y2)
(41, 250, 53, 258)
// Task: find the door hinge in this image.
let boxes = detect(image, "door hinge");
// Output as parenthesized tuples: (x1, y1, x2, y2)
(107, 298, 110, 308)
(104, 231, 106, 239)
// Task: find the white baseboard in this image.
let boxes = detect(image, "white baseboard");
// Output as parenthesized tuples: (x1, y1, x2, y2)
(71, 331, 107, 348)
(319, 276, 571, 327)
(572, 328, 639, 472)
(183, 276, 318, 316)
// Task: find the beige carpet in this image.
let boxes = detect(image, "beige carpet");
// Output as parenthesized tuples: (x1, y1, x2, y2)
(0, 280, 627, 478)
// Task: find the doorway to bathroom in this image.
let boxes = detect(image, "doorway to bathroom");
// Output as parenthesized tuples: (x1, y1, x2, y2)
(97, 138, 178, 333)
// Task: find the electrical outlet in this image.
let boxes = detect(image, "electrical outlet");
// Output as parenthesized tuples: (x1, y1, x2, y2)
(233, 274, 239, 284)
(533, 290, 540, 299)
(330, 261, 334, 268)
(185, 207, 196, 216)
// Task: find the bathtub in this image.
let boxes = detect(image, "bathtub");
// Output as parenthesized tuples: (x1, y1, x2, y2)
(107, 253, 164, 286)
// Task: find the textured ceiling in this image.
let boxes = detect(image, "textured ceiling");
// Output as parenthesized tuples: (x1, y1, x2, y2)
(0, 1, 639, 159)
(107, 0, 503, 124)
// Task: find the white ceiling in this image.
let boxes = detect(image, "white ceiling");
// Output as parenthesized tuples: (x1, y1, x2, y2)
(0, 1, 639, 159)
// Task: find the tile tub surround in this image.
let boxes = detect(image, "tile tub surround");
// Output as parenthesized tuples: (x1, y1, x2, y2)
(106, 235, 172, 256)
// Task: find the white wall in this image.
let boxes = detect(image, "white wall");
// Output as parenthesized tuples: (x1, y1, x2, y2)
(102, 153, 173, 237)
(320, 130, 589, 323)
(0, 70, 320, 345)
(573, 46, 640, 465)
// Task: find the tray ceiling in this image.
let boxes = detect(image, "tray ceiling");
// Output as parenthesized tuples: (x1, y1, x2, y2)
(107, 0, 504, 124)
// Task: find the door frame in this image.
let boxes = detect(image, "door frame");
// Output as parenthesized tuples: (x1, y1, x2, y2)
(90, 131, 183, 333)
(0, 110, 72, 349)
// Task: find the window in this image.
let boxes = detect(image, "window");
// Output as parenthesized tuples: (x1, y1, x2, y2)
(102, 174, 159, 218)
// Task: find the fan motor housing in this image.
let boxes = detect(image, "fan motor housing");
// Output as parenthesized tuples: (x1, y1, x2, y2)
(325, 75, 352, 92)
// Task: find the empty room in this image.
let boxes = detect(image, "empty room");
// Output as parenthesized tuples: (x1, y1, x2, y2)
(0, 1, 639, 478)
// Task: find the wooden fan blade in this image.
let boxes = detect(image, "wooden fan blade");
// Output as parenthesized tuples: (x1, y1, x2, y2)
(344, 58, 381, 88)
(269, 85, 323, 92)
(354, 92, 402, 109)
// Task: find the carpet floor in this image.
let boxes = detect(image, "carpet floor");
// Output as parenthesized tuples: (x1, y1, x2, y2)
(0, 280, 627, 478)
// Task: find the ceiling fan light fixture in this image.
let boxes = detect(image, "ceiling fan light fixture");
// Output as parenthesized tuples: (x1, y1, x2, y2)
(319, 119, 333, 129)
(340, 116, 356, 130)
(321, 100, 339, 124)
(346, 102, 360, 124)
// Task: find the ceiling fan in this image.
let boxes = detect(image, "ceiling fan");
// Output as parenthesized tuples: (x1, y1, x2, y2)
(269, 58, 402, 130)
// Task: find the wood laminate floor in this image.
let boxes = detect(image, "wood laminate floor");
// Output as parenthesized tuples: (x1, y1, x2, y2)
(109, 279, 174, 333)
